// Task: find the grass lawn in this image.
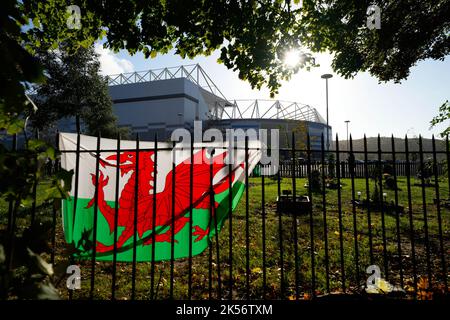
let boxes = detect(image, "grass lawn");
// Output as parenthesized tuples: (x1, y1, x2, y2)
(1, 176, 449, 300)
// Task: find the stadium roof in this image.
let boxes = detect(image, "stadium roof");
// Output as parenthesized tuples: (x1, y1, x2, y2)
(105, 64, 229, 102)
(215, 99, 326, 124)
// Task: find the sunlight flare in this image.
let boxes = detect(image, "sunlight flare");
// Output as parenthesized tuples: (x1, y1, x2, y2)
(283, 49, 302, 68)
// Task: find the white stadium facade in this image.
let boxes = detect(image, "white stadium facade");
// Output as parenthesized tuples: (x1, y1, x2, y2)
(102, 64, 331, 156)
(30, 64, 331, 159)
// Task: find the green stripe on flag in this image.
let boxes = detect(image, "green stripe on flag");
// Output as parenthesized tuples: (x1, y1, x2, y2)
(62, 181, 245, 262)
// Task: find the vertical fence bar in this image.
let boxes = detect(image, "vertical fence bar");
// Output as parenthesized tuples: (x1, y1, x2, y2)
(391, 135, 404, 288)
(261, 171, 267, 298)
(447, 136, 450, 202)
(245, 137, 250, 299)
(306, 135, 315, 297)
(131, 134, 140, 300)
(6, 134, 17, 234)
(89, 133, 101, 300)
(377, 135, 389, 281)
(211, 148, 222, 299)
(188, 135, 194, 300)
(208, 148, 215, 300)
(228, 155, 233, 300)
(446, 136, 450, 291)
(170, 141, 176, 299)
(277, 155, 285, 298)
(111, 133, 121, 300)
(208, 149, 213, 299)
(30, 129, 39, 225)
(363, 135, 374, 265)
(349, 135, 360, 287)
(150, 135, 158, 299)
(432, 135, 447, 292)
(336, 135, 346, 292)
(418, 136, 432, 289)
(6, 134, 18, 273)
(68, 128, 81, 300)
(51, 132, 59, 266)
(291, 132, 299, 299)
(277, 160, 286, 299)
(404, 136, 418, 296)
(320, 134, 330, 293)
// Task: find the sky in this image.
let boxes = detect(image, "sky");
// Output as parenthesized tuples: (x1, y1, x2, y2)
(94, 43, 450, 140)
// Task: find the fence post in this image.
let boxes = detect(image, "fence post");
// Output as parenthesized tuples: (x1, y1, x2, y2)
(320, 133, 330, 293)
(150, 134, 158, 299)
(6, 134, 18, 272)
(170, 140, 176, 299)
(111, 132, 121, 300)
(404, 135, 418, 296)
(349, 135, 360, 287)
(306, 135, 316, 298)
(335, 134, 346, 292)
(291, 132, 299, 300)
(377, 135, 389, 281)
(432, 135, 447, 292)
(391, 135, 404, 288)
(89, 132, 101, 300)
(418, 136, 432, 289)
(188, 134, 194, 300)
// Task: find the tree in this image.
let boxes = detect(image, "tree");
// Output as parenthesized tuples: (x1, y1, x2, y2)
(0, 0, 447, 299)
(0, 1, 79, 299)
(32, 45, 127, 139)
(1, 0, 447, 214)
(298, 1, 449, 83)
(20, 0, 449, 97)
(430, 100, 450, 138)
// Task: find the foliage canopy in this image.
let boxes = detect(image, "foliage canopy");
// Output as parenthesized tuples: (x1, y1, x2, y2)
(33, 45, 127, 139)
(20, 0, 450, 97)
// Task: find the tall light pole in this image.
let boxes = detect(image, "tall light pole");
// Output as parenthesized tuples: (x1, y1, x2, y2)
(345, 120, 350, 150)
(321, 73, 333, 151)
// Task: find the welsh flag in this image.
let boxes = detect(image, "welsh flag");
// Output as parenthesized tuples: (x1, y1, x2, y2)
(59, 133, 261, 262)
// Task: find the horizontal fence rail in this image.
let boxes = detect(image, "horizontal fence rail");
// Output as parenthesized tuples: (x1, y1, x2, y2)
(273, 160, 447, 178)
(1, 132, 449, 300)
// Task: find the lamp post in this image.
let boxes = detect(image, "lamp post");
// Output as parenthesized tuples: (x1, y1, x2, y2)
(345, 120, 350, 150)
(321, 74, 333, 151)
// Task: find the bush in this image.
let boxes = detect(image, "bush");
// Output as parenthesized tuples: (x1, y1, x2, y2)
(417, 158, 434, 185)
(327, 153, 335, 179)
(310, 170, 322, 193)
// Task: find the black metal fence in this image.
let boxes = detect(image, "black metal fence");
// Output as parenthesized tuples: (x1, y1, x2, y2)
(2, 132, 449, 300)
(276, 159, 446, 178)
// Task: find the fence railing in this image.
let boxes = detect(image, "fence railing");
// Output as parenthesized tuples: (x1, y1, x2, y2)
(1, 132, 449, 300)
(273, 160, 447, 179)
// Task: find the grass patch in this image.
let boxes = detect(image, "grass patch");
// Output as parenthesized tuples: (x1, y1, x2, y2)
(1, 176, 449, 300)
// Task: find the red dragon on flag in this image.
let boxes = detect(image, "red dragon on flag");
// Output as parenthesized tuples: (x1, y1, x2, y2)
(87, 148, 243, 252)
(60, 133, 261, 262)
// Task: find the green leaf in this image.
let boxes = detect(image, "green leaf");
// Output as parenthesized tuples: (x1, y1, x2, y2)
(32, 17, 40, 28)
(0, 244, 5, 264)
(6, 118, 25, 135)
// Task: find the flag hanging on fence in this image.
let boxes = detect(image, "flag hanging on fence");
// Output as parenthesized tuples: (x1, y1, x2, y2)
(59, 133, 261, 262)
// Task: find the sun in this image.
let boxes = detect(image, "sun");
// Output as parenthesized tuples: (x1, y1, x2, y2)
(283, 49, 301, 68)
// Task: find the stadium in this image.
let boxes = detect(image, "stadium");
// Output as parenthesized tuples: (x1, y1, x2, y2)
(62, 64, 331, 155)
